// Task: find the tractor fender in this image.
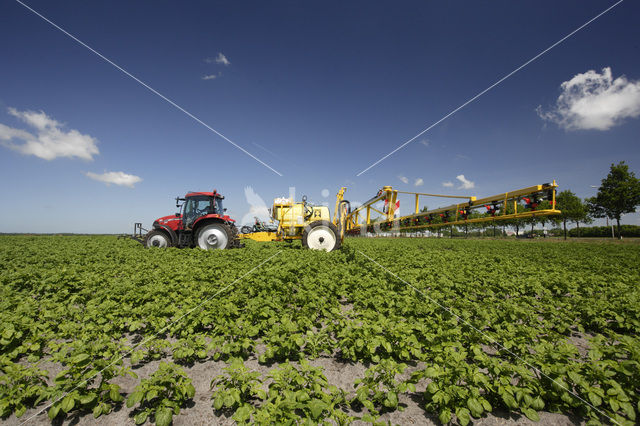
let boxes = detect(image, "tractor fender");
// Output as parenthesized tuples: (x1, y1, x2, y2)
(193, 214, 235, 227)
(152, 223, 178, 246)
(192, 217, 226, 235)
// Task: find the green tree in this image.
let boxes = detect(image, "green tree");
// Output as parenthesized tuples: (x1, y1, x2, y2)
(587, 161, 640, 239)
(554, 191, 588, 240)
(504, 202, 525, 237)
(574, 202, 593, 236)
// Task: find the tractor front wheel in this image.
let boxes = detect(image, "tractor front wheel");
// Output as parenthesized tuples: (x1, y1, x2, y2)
(144, 230, 172, 248)
(302, 220, 341, 252)
(196, 223, 233, 250)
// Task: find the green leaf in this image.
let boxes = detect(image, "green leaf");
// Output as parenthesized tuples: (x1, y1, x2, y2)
(531, 397, 545, 411)
(439, 409, 452, 424)
(481, 398, 493, 411)
(80, 393, 97, 405)
(308, 399, 327, 419)
(134, 411, 148, 424)
(147, 389, 158, 400)
(223, 394, 235, 408)
(363, 399, 375, 411)
(213, 396, 223, 410)
(620, 402, 635, 420)
(362, 413, 378, 423)
(467, 397, 484, 417)
(54, 370, 70, 383)
(609, 399, 619, 412)
(232, 404, 253, 422)
(567, 371, 582, 384)
(502, 393, 518, 410)
(384, 391, 398, 408)
(109, 387, 123, 402)
(15, 404, 26, 418)
(127, 391, 144, 408)
(588, 392, 602, 407)
(456, 407, 471, 426)
(72, 353, 90, 364)
(425, 367, 438, 377)
(523, 407, 540, 422)
(48, 404, 60, 420)
(185, 383, 196, 399)
(155, 407, 173, 426)
(61, 395, 75, 413)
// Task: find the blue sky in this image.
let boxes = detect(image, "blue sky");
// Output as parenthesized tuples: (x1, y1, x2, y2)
(1, 0, 639, 233)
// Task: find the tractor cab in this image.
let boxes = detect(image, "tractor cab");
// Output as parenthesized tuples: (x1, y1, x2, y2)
(178, 191, 226, 230)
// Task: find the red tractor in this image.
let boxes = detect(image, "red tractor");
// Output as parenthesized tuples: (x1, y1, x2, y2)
(132, 189, 242, 250)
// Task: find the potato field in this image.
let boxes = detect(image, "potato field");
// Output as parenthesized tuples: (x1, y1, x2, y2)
(1, 236, 639, 425)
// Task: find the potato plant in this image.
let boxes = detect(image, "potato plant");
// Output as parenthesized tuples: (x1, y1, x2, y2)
(0, 235, 639, 424)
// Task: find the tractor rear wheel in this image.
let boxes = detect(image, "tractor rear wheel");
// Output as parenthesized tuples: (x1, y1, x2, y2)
(302, 220, 341, 252)
(196, 223, 233, 250)
(144, 230, 172, 248)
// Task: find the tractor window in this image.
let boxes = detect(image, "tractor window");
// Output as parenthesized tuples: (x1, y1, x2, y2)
(183, 196, 212, 228)
(214, 198, 224, 215)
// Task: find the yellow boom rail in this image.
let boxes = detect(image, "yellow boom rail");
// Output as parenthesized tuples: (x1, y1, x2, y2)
(334, 181, 561, 236)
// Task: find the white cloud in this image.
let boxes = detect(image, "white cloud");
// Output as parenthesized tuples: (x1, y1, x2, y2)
(202, 74, 217, 80)
(85, 171, 142, 188)
(398, 175, 409, 184)
(442, 181, 454, 188)
(538, 67, 640, 130)
(456, 174, 475, 189)
(207, 52, 231, 66)
(414, 178, 424, 187)
(419, 139, 429, 147)
(216, 53, 231, 66)
(0, 108, 99, 160)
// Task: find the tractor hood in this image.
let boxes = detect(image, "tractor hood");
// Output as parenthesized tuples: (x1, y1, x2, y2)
(154, 214, 183, 230)
(155, 214, 182, 224)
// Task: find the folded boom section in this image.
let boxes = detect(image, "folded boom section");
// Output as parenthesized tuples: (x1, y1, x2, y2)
(335, 181, 561, 235)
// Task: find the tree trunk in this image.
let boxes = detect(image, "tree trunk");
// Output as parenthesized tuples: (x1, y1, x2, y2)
(563, 219, 567, 240)
(515, 223, 519, 236)
(617, 217, 622, 240)
(576, 222, 580, 237)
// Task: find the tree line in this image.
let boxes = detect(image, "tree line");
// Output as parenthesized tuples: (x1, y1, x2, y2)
(549, 161, 640, 239)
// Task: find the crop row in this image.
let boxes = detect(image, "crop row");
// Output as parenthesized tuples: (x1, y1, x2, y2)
(1, 236, 639, 424)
